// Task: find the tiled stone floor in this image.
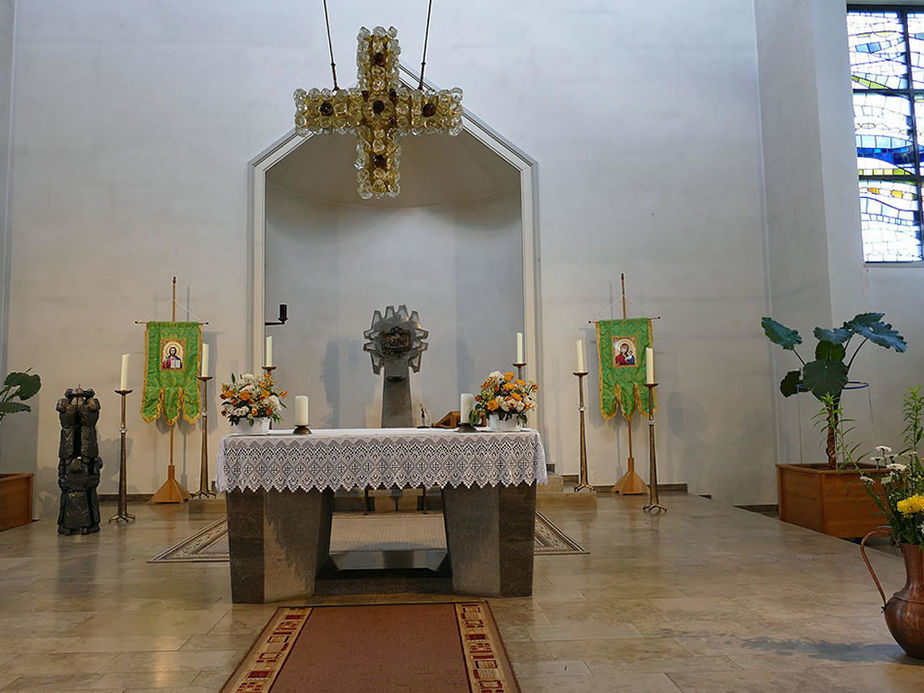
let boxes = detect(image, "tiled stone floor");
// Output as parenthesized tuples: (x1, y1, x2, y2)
(0, 493, 921, 692)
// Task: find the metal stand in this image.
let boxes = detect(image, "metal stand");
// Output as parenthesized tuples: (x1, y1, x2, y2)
(642, 383, 666, 514)
(573, 371, 595, 493)
(293, 425, 312, 435)
(190, 376, 215, 499)
(109, 389, 136, 523)
(513, 361, 526, 381)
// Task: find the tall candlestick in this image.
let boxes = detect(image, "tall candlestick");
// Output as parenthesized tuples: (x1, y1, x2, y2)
(265, 335, 273, 368)
(516, 332, 524, 364)
(200, 343, 210, 378)
(295, 395, 309, 426)
(119, 354, 129, 391)
(460, 393, 474, 425)
(575, 339, 585, 373)
(645, 347, 655, 385)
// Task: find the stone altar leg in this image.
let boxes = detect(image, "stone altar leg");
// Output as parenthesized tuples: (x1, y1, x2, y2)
(441, 482, 536, 597)
(226, 489, 333, 603)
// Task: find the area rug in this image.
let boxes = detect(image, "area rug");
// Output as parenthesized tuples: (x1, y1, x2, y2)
(150, 509, 586, 562)
(221, 602, 520, 693)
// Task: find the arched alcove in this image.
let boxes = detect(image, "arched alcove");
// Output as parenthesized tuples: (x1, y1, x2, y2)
(248, 68, 541, 430)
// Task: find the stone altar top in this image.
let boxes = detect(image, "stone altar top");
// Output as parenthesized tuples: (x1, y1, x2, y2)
(217, 428, 547, 493)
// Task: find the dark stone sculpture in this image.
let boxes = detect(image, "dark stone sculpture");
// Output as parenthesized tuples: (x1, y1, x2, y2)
(57, 388, 102, 535)
(363, 305, 428, 428)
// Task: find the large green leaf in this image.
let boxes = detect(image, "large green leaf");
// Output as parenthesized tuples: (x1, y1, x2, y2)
(802, 359, 849, 400)
(813, 326, 852, 344)
(815, 340, 846, 362)
(3, 371, 41, 400)
(780, 370, 802, 397)
(846, 312, 885, 329)
(0, 401, 31, 415)
(846, 316, 907, 353)
(761, 317, 802, 350)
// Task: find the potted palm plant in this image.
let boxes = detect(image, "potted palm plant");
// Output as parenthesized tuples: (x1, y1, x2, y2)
(0, 370, 42, 531)
(761, 313, 905, 537)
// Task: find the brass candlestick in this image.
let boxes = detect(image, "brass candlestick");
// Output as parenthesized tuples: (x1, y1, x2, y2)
(191, 376, 215, 499)
(262, 365, 276, 376)
(109, 389, 136, 524)
(642, 382, 666, 514)
(513, 361, 526, 381)
(573, 371, 595, 493)
(293, 424, 312, 435)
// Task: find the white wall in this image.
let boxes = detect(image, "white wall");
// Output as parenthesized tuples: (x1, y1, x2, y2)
(7, 0, 915, 513)
(756, 0, 922, 465)
(0, 0, 14, 377)
(263, 181, 523, 429)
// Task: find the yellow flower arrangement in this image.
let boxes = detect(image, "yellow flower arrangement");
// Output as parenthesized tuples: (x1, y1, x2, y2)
(472, 370, 538, 423)
(897, 495, 924, 516)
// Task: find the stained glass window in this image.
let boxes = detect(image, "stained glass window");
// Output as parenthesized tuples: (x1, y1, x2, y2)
(849, 7, 924, 262)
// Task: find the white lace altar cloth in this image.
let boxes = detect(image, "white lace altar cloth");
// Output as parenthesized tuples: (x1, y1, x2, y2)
(216, 427, 548, 493)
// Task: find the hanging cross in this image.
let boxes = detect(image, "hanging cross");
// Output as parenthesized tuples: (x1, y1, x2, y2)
(294, 25, 463, 199)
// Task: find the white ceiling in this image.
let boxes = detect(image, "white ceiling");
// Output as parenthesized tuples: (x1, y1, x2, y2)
(266, 129, 520, 208)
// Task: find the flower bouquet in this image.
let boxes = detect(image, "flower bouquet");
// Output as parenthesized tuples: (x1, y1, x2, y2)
(219, 373, 286, 428)
(862, 388, 924, 545)
(473, 370, 538, 428)
(857, 387, 924, 659)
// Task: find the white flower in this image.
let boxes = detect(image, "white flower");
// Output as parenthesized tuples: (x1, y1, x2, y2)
(488, 371, 503, 380)
(242, 373, 254, 380)
(887, 463, 908, 472)
(870, 456, 884, 466)
(876, 445, 893, 454)
(234, 406, 249, 417)
(860, 476, 875, 485)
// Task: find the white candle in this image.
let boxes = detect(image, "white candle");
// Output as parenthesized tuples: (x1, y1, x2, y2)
(295, 395, 309, 426)
(119, 354, 129, 390)
(516, 332, 524, 363)
(575, 339, 585, 373)
(265, 335, 273, 368)
(646, 347, 655, 384)
(460, 393, 474, 425)
(200, 343, 210, 377)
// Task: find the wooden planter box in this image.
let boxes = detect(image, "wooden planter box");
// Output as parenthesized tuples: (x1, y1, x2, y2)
(0, 473, 34, 531)
(777, 463, 886, 539)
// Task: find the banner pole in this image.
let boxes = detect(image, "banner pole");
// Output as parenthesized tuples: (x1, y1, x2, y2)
(151, 277, 191, 503)
(611, 273, 647, 495)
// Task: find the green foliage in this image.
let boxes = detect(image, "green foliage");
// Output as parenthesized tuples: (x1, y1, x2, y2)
(761, 317, 802, 350)
(903, 386, 924, 455)
(779, 370, 802, 397)
(846, 315, 907, 353)
(0, 370, 42, 423)
(814, 340, 846, 362)
(813, 326, 852, 344)
(802, 359, 849, 400)
(762, 313, 906, 466)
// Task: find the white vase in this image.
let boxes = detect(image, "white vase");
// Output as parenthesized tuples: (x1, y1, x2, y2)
(231, 417, 271, 435)
(488, 415, 521, 432)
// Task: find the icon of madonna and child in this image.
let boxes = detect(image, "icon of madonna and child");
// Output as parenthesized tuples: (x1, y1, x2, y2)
(612, 337, 637, 367)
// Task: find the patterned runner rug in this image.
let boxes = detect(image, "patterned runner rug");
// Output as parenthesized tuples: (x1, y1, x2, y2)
(150, 509, 586, 562)
(221, 602, 519, 693)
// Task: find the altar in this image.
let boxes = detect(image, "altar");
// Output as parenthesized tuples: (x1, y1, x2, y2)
(216, 428, 547, 603)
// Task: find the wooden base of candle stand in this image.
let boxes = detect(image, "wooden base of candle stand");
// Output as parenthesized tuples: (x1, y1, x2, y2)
(612, 463, 648, 495)
(151, 465, 191, 504)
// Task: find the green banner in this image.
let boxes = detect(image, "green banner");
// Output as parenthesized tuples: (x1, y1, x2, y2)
(596, 318, 655, 420)
(141, 321, 201, 424)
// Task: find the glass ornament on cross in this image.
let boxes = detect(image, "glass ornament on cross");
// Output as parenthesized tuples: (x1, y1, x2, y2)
(294, 26, 463, 199)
